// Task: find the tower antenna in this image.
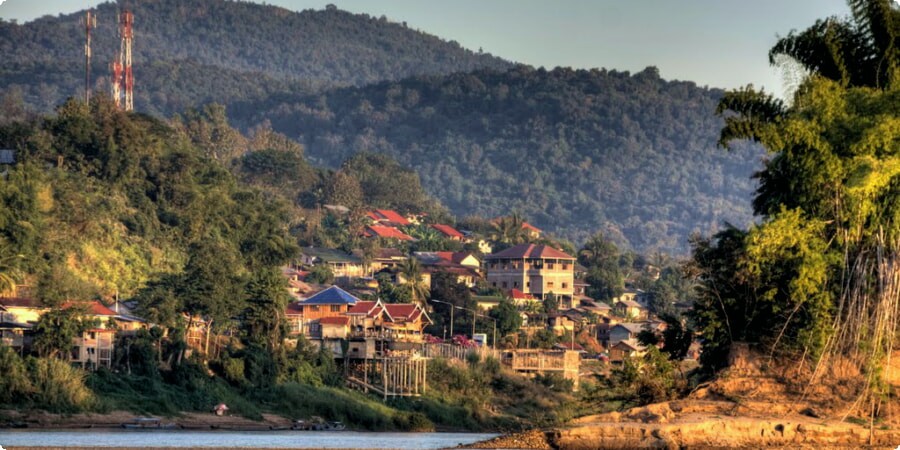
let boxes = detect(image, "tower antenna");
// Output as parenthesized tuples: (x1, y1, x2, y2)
(111, 8, 134, 111)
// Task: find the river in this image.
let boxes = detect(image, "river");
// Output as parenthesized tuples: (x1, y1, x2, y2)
(0, 430, 498, 449)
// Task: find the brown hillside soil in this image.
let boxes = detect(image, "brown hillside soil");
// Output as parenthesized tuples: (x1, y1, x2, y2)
(483, 344, 900, 449)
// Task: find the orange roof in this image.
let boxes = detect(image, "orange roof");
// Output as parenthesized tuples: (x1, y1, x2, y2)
(365, 225, 414, 241)
(373, 209, 410, 226)
(431, 224, 464, 239)
(486, 243, 574, 260)
(319, 316, 350, 326)
(62, 300, 118, 316)
(521, 222, 541, 233)
(509, 289, 536, 300)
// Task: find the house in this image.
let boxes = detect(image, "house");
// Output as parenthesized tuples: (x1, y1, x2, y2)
(413, 252, 481, 288)
(364, 225, 415, 242)
(608, 322, 655, 347)
(430, 224, 464, 240)
(435, 251, 481, 269)
(0, 149, 14, 165)
(609, 339, 646, 363)
(614, 299, 648, 320)
(548, 313, 576, 335)
(300, 247, 366, 279)
(345, 300, 388, 340)
(319, 316, 351, 339)
(0, 298, 44, 352)
(578, 298, 612, 316)
(366, 209, 411, 227)
(63, 300, 148, 369)
(473, 295, 503, 311)
(368, 248, 407, 272)
(484, 244, 576, 308)
(382, 303, 433, 343)
(521, 222, 542, 239)
(285, 286, 359, 339)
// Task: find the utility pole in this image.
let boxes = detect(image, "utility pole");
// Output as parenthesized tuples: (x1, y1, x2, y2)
(82, 10, 97, 103)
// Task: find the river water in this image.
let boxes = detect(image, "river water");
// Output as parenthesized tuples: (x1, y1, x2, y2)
(0, 430, 498, 449)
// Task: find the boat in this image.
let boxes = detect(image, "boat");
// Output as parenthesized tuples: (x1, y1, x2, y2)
(291, 416, 346, 431)
(121, 417, 178, 429)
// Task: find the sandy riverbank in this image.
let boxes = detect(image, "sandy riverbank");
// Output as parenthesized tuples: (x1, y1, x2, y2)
(0, 409, 294, 431)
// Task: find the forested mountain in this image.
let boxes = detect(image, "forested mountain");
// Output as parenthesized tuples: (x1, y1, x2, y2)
(0, 0, 763, 252)
(0, 0, 512, 115)
(235, 66, 763, 253)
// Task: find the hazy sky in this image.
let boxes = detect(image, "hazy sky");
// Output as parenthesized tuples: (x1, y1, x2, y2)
(0, 0, 851, 97)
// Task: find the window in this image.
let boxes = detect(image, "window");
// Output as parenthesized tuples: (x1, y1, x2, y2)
(562, 283, 568, 289)
(547, 281, 555, 288)
(502, 282, 508, 288)
(330, 305, 341, 312)
(514, 281, 519, 288)
(492, 282, 497, 287)
(548, 263, 555, 269)
(526, 281, 531, 288)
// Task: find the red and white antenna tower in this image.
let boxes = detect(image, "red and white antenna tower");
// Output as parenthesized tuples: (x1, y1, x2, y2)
(110, 9, 134, 111)
(82, 10, 97, 103)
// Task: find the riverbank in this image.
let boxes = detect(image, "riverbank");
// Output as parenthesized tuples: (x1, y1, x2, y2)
(0, 409, 293, 431)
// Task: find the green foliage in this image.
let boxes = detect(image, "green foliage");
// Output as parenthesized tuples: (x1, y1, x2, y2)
(307, 264, 335, 285)
(613, 347, 683, 406)
(28, 357, 95, 412)
(0, 345, 33, 402)
(32, 306, 95, 359)
(579, 232, 625, 301)
(490, 298, 523, 338)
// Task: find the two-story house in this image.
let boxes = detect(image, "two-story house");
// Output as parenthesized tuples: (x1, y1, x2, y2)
(299, 247, 366, 279)
(484, 244, 576, 309)
(285, 286, 359, 339)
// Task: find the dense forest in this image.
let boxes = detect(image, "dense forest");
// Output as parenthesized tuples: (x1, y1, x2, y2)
(238, 66, 763, 252)
(0, 0, 764, 252)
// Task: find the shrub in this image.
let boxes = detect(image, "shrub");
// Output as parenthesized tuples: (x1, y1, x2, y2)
(28, 357, 94, 412)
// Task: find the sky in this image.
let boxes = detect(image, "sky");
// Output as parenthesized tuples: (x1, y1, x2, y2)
(0, 0, 852, 98)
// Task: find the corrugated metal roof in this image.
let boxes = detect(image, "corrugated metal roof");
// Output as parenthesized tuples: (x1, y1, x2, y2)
(300, 286, 359, 305)
(0, 150, 14, 164)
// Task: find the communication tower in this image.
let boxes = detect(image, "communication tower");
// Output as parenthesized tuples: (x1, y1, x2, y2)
(110, 9, 134, 111)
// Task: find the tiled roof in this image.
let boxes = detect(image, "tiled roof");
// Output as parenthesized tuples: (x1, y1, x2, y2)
(373, 209, 410, 226)
(375, 248, 406, 259)
(431, 224, 463, 238)
(383, 303, 432, 324)
(0, 297, 41, 308)
(509, 288, 536, 300)
(285, 302, 304, 315)
(613, 323, 648, 334)
(615, 339, 646, 352)
(366, 225, 414, 241)
(522, 222, 541, 233)
(61, 301, 118, 316)
(486, 243, 574, 260)
(346, 300, 385, 318)
(617, 299, 644, 308)
(319, 316, 350, 326)
(300, 286, 359, 305)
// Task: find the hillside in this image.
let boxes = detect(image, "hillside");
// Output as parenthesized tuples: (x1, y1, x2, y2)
(0, 0, 763, 252)
(235, 66, 763, 253)
(0, 0, 512, 115)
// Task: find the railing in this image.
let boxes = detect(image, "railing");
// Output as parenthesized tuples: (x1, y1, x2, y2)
(422, 343, 500, 361)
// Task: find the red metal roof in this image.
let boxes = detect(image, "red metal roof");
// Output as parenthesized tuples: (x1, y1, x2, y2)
(522, 222, 542, 233)
(509, 289, 536, 300)
(431, 224, 463, 238)
(346, 300, 385, 318)
(366, 225, 414, 241)
(374, 209, 410, 226)
(62, 301, 118, 316)
(486, 243, 574, 260)
(319, 316, 350, 326)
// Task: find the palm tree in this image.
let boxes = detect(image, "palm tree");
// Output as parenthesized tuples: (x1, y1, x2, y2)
(491, 213, 528, 245)
(398, 257, 430, 308)
(0, 243, 23, 295)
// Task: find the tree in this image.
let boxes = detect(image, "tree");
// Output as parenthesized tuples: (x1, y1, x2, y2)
(579, 232, 624, 301)
(242, 267, 291, 352)
(705, 0, 900, 395)
(0, 241, 23, 295)
(490, 298, 523, 338)
(398, 257, 430, 307)
(307, 265, 335, 285)
(32, 306, 96, 359)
